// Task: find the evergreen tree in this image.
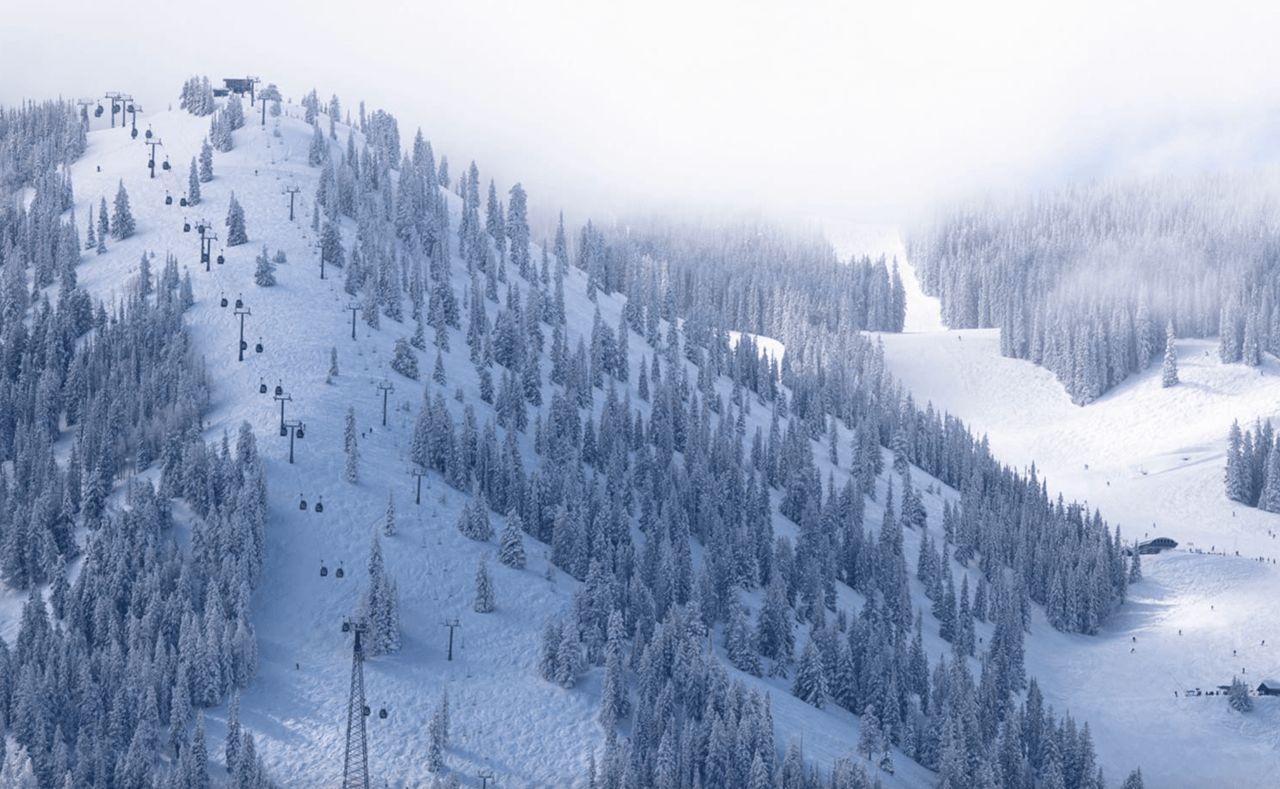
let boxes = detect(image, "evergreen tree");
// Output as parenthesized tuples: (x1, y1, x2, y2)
(345, 434, 360, 484)
(474, 553, 495, 612)
(226, 192, 248, 246)
(1228, 675, 1254, 712)
(1258, 440, 1280, 513)
(110, 179, 135, 239)
(858, 704, 884, 761)
(253, 245, 276, 286)
(498, 510, 528, 568)
(427, 689, 448, 772)
(188, 157, 202, 204)
(226, 91, 245, 130)
(225, 690, 242, 773)
(392, 337, 420, 379)
(1161, 322, 1179, 387)
(384, 490, 397, 536)
(1227, 420, 1250, 503)
(200, 137, 214, 181)
(792, 636, 829, 708)
(1121, 768, 1145, 789)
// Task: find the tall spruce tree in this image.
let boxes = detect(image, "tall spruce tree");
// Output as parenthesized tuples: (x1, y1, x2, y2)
(1161, 321, 1179, 388)
(110, 180, 135, 239)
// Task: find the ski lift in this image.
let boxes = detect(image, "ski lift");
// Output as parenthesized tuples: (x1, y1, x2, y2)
(379, 708, 388, 719)
(180, 197, 188, 207)
(131, 128, 138, 139)
(220, 294, 228, 308)
(295, 425, 305, 439)
(145, 128, 152, 140)
(259, 380, 267, 394)
(335, 563, 345, 579)
(363, 706, 371, 717)
(320, 563, 329, 577)
(255, 339, 263, 354)
(127, 103, 134, 113)
(165, 193, 173, 206)
(279, 425, 288, 437)
(216, 254, 225, 265)
(183, 221, 191, 233)
(148, 159, 154, 169)
(341, 620, 349, 632)
(240, 340, 248, 352)
(94, 104, 103, 118)
(314, 499, 324, 513)
(274, 384, 283, 396)
(299, 497, 308, 511)
(162, 159, 171, 171)
(235, 296, 243, 308)
(111, 104, 119, 115)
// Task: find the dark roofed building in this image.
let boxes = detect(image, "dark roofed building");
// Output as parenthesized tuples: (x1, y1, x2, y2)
(1257, 679, 1280, 696)
(1138, 537, 1177, 555)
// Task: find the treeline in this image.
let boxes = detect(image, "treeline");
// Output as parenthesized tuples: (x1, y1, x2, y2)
(1225, 418, 1280, 512)
(0, 99, 86, 195)
(905, 169, 1280, 404)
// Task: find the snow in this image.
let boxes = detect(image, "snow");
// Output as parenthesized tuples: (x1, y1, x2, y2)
(55, 99, 1280, 788)
(842, 229, 1280, 789)
(63, 106, 945, 789)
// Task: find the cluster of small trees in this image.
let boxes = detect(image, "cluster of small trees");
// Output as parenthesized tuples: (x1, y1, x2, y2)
(179, 75, 216, 116)
(1224, 418, 1280, 511)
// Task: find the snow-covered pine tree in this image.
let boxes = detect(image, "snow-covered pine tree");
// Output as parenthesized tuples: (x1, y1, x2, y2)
(345, 434, 360, 484)
(188, 157, 202, 205)
(1228, 675, 1253, 712)
(110, 179, 135, 239)
(225, 689, 242, 773)
(253, 245, 275, 286)
(226, 192, 248, 246)
(384, 490, 397, 536)
(474, 553, 494, 613)
(1161, 321, 1178, 388)
(308, 122, 326, 166)
(392, 337, 419, 379)
(200, 137, 214, 181)
(791, 635, 828, 708)
(226, 91, 244, 130)
(1226, 419, 1250, 503)
(498, 509, 527, 568)
(857, 704, 883, 761)
(427, 689, 448, 772)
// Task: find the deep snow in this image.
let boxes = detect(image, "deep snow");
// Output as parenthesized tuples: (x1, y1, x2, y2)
(852, 236, 1280, 789)
(37, 98, 1280, 789)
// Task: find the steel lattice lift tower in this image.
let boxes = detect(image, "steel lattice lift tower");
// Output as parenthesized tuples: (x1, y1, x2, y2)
(341, 619, 370, 789)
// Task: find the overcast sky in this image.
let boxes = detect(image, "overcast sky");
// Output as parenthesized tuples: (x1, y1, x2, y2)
(4, 0, 1280, 227)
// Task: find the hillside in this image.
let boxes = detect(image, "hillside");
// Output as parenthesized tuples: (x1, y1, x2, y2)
(0, 89, 1158, 789)
(872, 253, 1280, 789)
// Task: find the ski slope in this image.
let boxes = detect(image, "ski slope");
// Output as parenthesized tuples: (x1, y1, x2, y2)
(63, 105, 952, 789)
(54, 97, 1280, 789)
(846, 232, 1280, 789)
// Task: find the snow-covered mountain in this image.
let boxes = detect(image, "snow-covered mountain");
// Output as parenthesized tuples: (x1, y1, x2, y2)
(6, 82, 1277, 789)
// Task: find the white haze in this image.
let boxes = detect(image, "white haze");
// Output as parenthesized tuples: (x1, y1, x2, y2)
(4, 0, 1280, 226)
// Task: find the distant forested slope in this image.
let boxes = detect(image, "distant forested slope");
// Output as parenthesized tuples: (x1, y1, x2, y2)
(905, 170, 1280, 403)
